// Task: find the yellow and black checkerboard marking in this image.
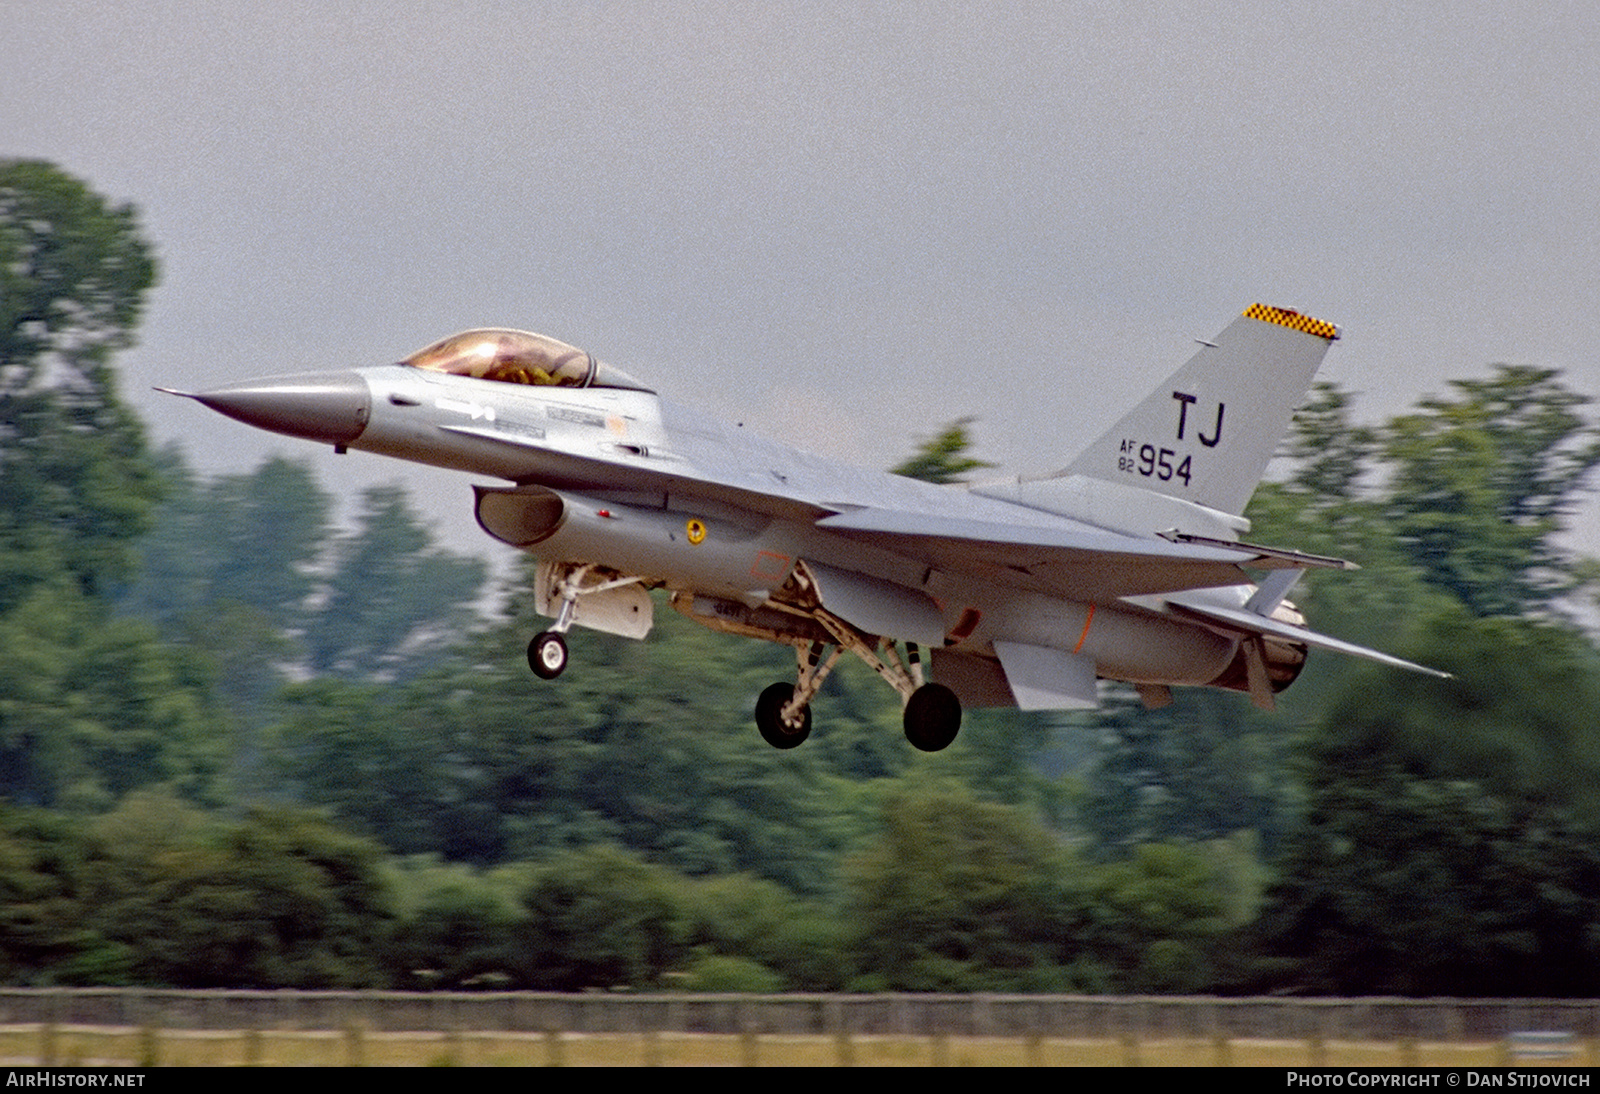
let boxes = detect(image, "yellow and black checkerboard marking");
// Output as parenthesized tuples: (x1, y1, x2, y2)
(1243, 303, 1339, 341)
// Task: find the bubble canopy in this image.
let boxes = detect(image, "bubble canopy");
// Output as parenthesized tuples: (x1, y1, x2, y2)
(400, 329, 651, 392)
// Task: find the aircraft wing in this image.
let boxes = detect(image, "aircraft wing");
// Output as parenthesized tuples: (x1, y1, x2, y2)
(814, 507, 1290, 601)
(451, 416, 1358, 602)
(437, 422, 840, 522)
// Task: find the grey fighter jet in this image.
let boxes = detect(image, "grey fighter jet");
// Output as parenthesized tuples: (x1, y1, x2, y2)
(165, 304, 1446, 752)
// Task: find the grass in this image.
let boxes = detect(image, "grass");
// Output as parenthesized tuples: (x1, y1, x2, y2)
(0, 1025, 1586, 1066)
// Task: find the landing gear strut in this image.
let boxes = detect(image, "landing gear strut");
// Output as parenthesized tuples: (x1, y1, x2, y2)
(527, 584, 577, 680)
(749, 590, 965, 752)
(524, 562, 645, 681)
(753, 641, 841, 749)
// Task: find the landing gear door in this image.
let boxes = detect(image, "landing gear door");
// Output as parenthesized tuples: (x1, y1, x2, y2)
(535, 560, 654, 640)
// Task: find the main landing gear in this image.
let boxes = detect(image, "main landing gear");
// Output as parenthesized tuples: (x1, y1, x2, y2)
(902, 682, 961, 752)
(523, 557, 965, 753)
(755, 683, 812, 748)
(753, 624, 963, 753)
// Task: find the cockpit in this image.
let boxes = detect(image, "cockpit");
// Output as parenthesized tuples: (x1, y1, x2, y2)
(400, 329, 651, 392)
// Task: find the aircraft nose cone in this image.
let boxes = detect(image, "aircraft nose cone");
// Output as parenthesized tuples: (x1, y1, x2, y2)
(177, 371, 371, 446)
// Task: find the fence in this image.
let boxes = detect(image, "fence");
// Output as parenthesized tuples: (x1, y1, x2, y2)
(2, 989, 1598, 1040)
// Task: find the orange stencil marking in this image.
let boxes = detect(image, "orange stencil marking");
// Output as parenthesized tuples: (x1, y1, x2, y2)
(1072, 603, 1097, 654)
(946, 608, 982, 644)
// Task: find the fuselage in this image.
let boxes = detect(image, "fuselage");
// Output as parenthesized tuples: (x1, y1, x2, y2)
(194, 357, 1255, 691)
(171, 311, 1448, 737)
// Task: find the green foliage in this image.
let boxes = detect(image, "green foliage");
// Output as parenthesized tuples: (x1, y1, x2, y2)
(122, 454, 486, 687)
(91, 796, 393, 988)
(0, 804, 107, 983)
(119, 452, 331, 636)
(680, 872, 848, 990)
(1069, 687, 1296, 856)
(1241, 375, 1600, 995)
(845, 787, 1082, 991)
(0, 160, 157, 379)
(1380, 367, 1600, 617)
(515, 845, 685, 990)
(388, 883, 520, 990)
(0, 582, 223, 810)
(1079, 843, 1230, 993)
(890, 417, 993, 484)
(0, 796, 392, 987)
(676, 953, 786, 992)
(306, 484, 487, 680)
(1315, 612, 1600, 822)
(1249, 612, 1600, 995)
(1254, 773, 1600, 996)
(0, 161, 162, 609)
(99, 797, 391, 988)
(276, 583, 865, 891)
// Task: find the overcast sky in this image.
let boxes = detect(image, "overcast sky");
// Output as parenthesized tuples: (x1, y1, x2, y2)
(7, 1, 1598, 560)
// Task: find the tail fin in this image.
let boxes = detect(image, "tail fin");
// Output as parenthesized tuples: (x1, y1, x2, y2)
(1063, 304, 1338, 515)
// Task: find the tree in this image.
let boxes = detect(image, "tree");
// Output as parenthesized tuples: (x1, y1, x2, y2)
(1071, 686, 1295, 856)
(1251, 613, 1600, 995)
(1254, 772, 1600, 996)
(0, 803, 119, 983)
(119, 451, 332, 636)
(514, 845, 685, 990)
(845, 787, 1081, 990)
(0, 166, 232, 813)
(89, 796, 392, 988)
(1278, 381, 1379, 512)
(0, 161, 157, 391)
(890, 417, 993, 484)
(1080, 842, 1231, 993)
(1382, 367, 1600, 617)
(306, 484, 486, 680)
(0, 161, 161, 608)
(275, 584, 852, 889)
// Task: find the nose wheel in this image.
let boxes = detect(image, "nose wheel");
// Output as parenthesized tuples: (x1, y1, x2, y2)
(528, 632, 569, 679)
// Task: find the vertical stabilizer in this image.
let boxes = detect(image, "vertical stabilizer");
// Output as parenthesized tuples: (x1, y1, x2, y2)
(1062, 304, 1338, 515)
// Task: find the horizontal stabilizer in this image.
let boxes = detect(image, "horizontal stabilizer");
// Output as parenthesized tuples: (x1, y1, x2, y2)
(1156, 530, 1356, 571)
(1168, 599, 1451, 679)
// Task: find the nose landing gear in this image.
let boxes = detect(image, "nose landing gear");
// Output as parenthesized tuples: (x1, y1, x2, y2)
(523, 562, 646, 681)
(528, 631, 569, 679)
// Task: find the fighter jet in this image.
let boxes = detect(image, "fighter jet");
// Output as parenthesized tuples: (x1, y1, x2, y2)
(164, 303, 1445, 752)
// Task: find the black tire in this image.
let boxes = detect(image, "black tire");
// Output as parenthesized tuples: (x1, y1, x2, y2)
(528, 631, 569, 679)
(755, 682, 812, 749)
(903, 682, 961, 751)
